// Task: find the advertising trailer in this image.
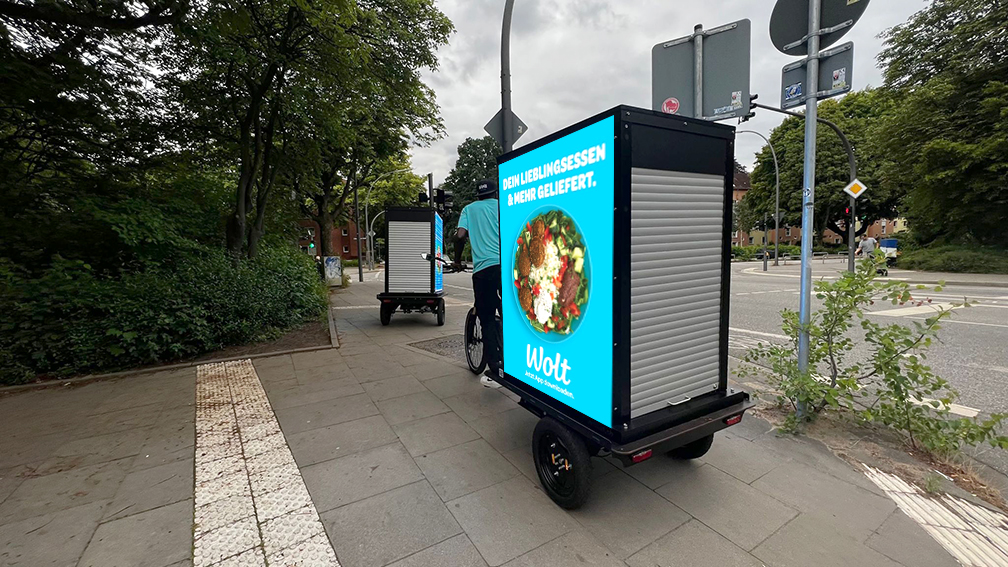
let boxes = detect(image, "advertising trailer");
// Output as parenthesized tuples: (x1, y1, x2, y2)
(377, 207, 445, 326)
(497, 105, 753, 508)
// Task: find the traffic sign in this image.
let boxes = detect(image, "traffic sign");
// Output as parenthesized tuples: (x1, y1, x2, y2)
(652, 19, 751, 121)
(843, 178, 868, 199)
(781, 42, 853, 108)
(770, 0, 869, 56)
(484, 108, 527, 150)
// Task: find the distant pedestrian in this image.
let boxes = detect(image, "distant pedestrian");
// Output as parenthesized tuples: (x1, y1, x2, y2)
(857, 235, 877, 257)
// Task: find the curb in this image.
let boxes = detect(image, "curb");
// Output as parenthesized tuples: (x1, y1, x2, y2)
(740, 267, 1008, 288)
(0, 344, 336, 396)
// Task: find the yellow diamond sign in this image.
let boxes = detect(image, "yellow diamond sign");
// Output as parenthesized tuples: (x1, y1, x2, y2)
(843, 178, 868, 200)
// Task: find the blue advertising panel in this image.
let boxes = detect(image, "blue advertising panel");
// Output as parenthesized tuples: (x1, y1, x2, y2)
(499, 115, 615, 428)
(434, 212, 443, 293)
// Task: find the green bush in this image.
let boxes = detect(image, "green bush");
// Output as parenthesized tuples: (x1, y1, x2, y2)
(0, 246, 326, 385)
(898, 245, 1008, 274)
(732, 245, 801, 261)
(342, 259, 359, 267)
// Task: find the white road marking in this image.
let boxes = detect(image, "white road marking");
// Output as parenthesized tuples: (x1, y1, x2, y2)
(870, 302, 963, 317)
(967, 363, 1008, 375)
(194, 360, 340, 567)
(862, 464, 1008, 566)
(444, 284, 471, 291)
(912, 398, 981, 418)
(729, 327, 790, 341)
(908, 317, 1008, 330)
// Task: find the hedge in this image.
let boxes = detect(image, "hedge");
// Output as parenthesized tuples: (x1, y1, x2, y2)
(0, 246, 327, 385)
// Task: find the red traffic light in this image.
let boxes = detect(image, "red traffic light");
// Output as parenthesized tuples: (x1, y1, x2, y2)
(845, 207, 851, 215)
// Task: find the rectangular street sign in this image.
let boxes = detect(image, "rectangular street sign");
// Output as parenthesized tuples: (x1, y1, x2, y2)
(653, 19, 751, 121)
(781, 41, 854, 109)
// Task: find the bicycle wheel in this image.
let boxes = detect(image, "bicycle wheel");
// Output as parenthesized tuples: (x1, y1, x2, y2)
(465, 307, 486, 374)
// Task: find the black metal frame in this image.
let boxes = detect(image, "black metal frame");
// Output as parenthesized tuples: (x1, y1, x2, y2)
(494, 105, 750, 458)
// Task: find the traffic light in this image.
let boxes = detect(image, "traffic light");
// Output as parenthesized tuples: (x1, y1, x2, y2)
(845, 206, 850, 215)
(740, 94, 758, 123)
(433, 188, 453, 211)
(417, 191, 429, 205)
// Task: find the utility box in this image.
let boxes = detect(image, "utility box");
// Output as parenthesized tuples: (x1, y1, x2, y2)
(497, 105, 748, 446)
(378, 207, 445, 326)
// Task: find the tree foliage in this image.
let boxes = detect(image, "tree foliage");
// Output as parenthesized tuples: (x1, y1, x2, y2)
(440, 136, 502, 253)
(875, 0, 1008, 245)
(743, 90, 898, 243)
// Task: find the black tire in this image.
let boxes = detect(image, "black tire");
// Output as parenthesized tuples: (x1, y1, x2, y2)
(380, 303, 392, 326)
(668, 434, 714, 460)
(436, 299, 445, 326)
(533, 417, 592, 510)
(465, 307, 485, 374)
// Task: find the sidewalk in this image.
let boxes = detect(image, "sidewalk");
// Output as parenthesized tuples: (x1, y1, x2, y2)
(0, 280, 999, 566)
(739, 259, 1008, 288)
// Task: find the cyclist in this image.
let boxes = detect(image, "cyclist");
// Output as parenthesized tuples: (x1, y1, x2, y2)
(453, 178, 502, 387)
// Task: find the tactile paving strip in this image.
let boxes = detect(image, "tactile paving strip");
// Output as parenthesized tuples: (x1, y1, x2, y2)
(195, 360, 340, 567)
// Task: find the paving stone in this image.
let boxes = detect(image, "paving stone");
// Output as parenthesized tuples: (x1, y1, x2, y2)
(260, 504, 325, 557)
(103, 457, 194, 521)
(301, 442, 423, 512)
(195, 492, 255, 538)
(79, 499, 192, 567)
(0, 432, 64, 470)
(0, 464, 32, 508)
(253, 481, 314, 523)
(193, 515, 259, 566)
(614, 451, 703, 490)
(273, 394, 379, 435)
(287, 414, 398, 467)
(424, 372, 485, 400)
(265, 532, 340, 567)
(700, 432, 785, 484)
(416, 439, 520, 501)
(33, 427, 149, 476)
(385, 534, 488, 567)
(211, 547, 265, 567)
(866, 509, 959, 567)
(321, 480, 461, 567)
(195, 470, 251, 509)
(77, 405, 160, 437)
(349, 360, 413, 383)
(751, 461, 895, 541)
(570, 471, 690, 559)
(504, 446, 617, 485)
(132, 427, 195, 472)
(0, 457, 131, 524)
(502, 530, 624, 567)
(407, 359, 463, 382)
(443, 389, 516, 423)
(752, 432, 887, 498)
(377, 391, 452, 426)
(0, 500, 106, 567)
(268, 379, 365, 411)
(468, 408, 539, 453)
(448, 476, 576, 566)
(752, 513, 902, 567)
(394, 412, 481, 457)
(362, 375, 428, 403)
(626, 519, 765, 567)
(295, 363, 355, 387)
(656, 463, 797, 551)
(291, 349, 344, 372)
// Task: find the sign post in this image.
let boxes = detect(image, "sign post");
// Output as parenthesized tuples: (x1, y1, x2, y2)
(652, 19, 751, 121)
(844, 178, 868, 273)
(770, 0, 871, 413)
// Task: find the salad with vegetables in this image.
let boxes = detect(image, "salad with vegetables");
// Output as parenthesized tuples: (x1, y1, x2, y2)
(513, 209, 589, 335)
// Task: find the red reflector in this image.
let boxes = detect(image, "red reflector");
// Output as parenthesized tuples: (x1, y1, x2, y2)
(724, 414, 743, 426)
(631, 449, 653, 464)
(382, 300, 391, 303)
(427, 300, 435, 304)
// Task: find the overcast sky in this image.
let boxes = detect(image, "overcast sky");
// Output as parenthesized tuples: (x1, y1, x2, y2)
(409, 0, 926, 185)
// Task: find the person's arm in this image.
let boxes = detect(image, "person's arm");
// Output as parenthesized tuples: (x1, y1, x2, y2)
(454, 227, 468, 267)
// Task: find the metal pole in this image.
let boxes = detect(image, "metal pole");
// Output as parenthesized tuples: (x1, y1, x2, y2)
(365, 185, 374, 271)
(500, 0, 515, 152)
(693, 24, 703, 119)
(849, 197, 856, 271)
(369, 209, 385, 265)
(738, 130, 780, 266)
(797, 0, 821, 412)
(763, 212, 769, 272)
(354, 184, 363, 283)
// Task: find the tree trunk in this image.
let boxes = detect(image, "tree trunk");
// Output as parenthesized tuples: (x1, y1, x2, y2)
(318, 210, 334, 258)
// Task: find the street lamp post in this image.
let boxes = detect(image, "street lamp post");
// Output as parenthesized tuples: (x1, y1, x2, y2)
(738, 130, 780, 266)
(500, 0, 515, 152)
(363, 168, 412, 271)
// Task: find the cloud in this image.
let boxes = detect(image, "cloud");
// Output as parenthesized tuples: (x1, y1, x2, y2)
(411, 0, 923, 183)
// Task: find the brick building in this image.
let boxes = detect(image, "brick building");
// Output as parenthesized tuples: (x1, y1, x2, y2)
(297, 220, 364, 260)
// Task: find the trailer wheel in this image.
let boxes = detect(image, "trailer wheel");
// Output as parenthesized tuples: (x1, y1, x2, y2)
(436, 298, 445, 326)
(533, 417, 592, 509)
(380, 303, 393, 326)
(668, 434, 714, 460)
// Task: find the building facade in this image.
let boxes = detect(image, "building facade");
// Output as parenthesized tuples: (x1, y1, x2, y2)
(297, 220, 364, 260)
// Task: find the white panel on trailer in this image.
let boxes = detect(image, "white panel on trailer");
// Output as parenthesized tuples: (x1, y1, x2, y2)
(629, 168, 725, 418)
(387, 220, 431, 293)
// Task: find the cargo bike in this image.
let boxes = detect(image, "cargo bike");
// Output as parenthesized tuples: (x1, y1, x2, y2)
(490, 106, 754, 509)
(377, 207, 447, 326)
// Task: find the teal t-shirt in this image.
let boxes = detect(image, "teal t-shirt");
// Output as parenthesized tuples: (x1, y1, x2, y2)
(458, 199, 501, 273)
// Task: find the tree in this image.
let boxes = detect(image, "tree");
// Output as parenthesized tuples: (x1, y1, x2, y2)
(875, 0, 1008, 245)
(168, 0, 452, 257)
(441, 136, 501, 254)
(743, 90, 898, 244)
